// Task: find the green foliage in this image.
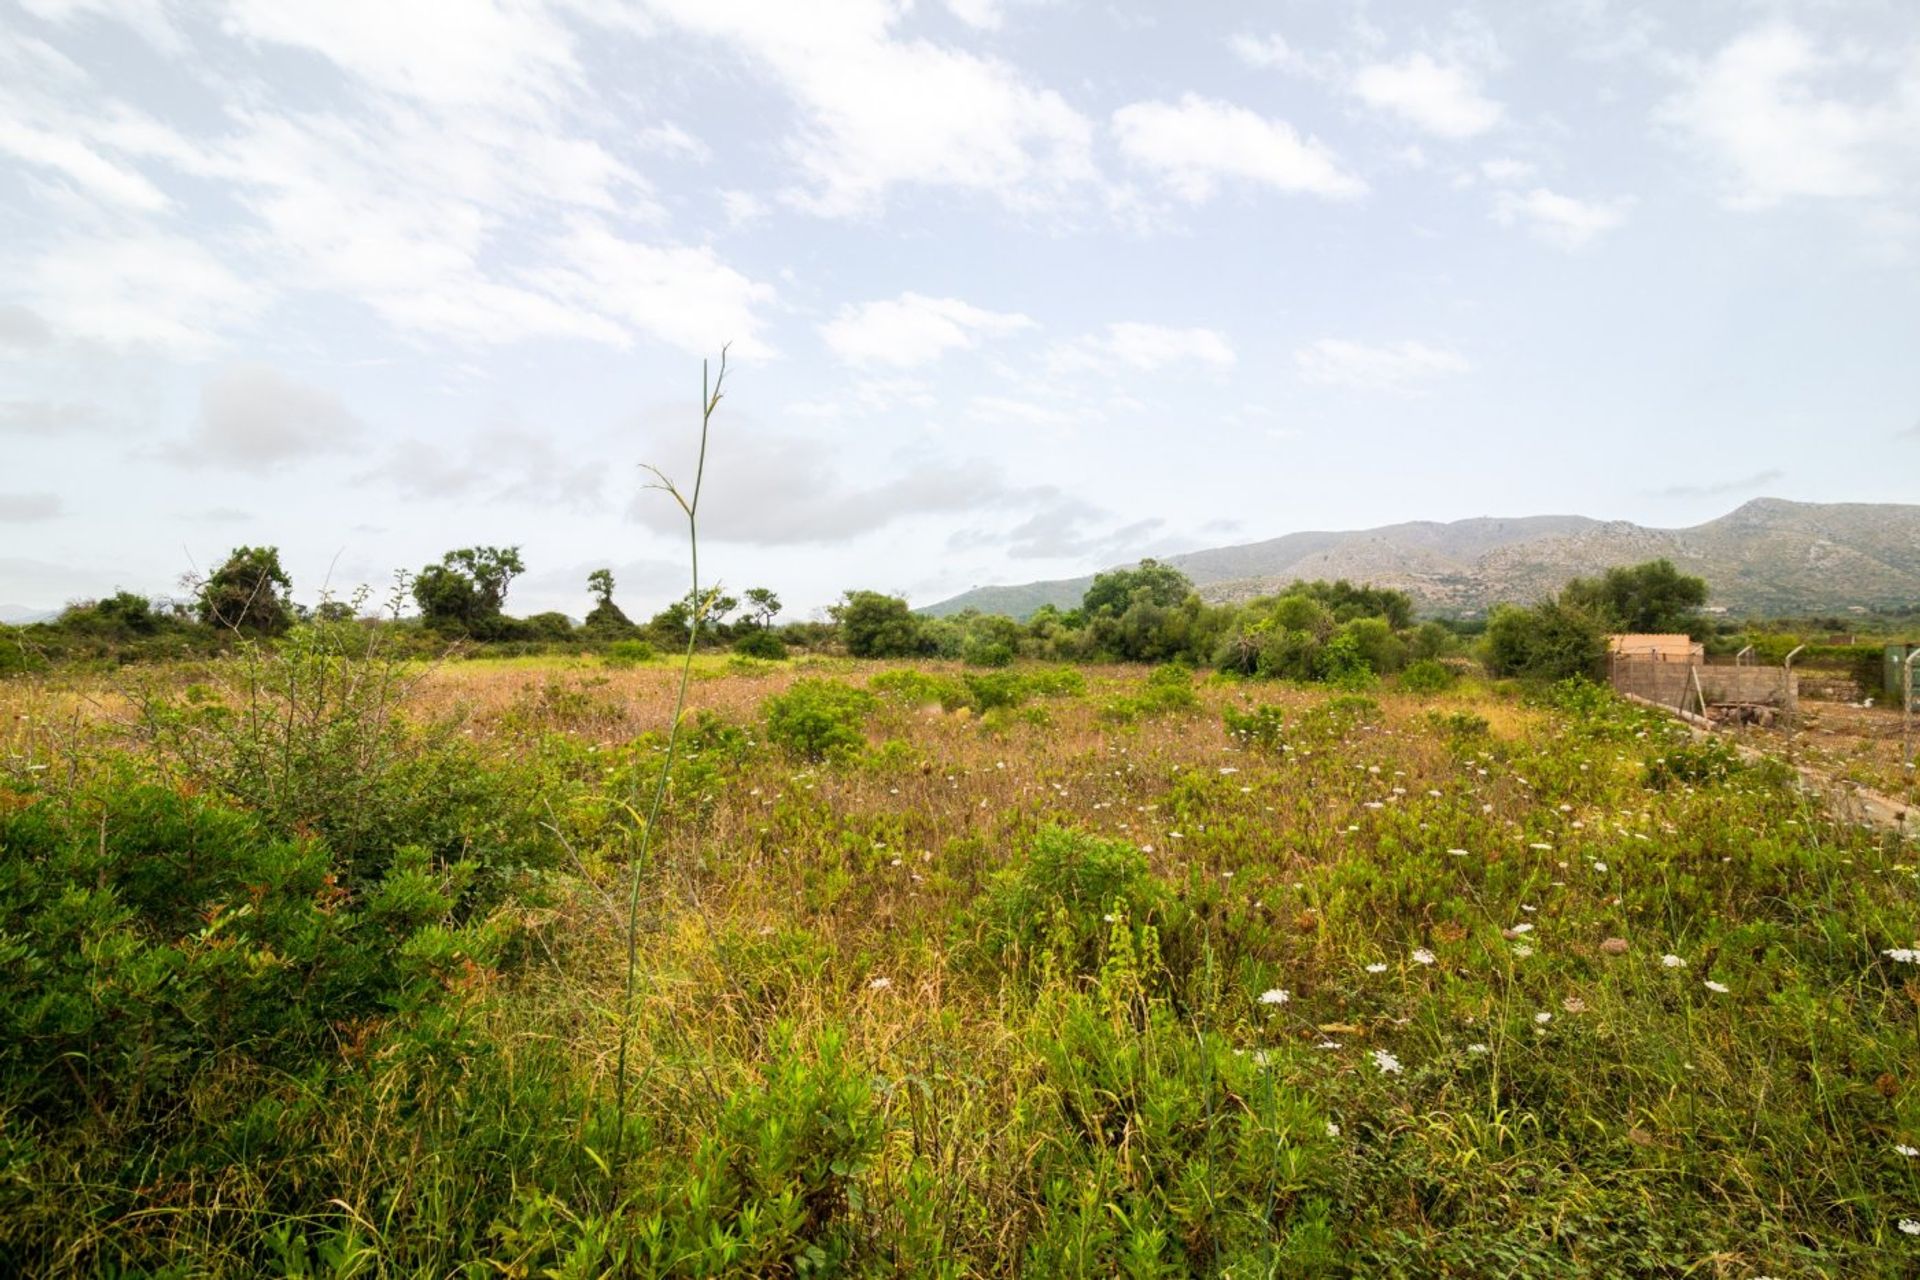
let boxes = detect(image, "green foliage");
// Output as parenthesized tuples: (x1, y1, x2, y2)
(733, 628, 788, 660)
(583, 568, 635, 635)
(1399, 657, 1457, 693)
(962, 638, 1014, 668)
(869, 668, 971, 711)
(1222, 702, 1288, 749)
(1483, 599, 1608, 680)
(1101, 664, 1199, 722)
(1645, 735, 1745, 789)
(763, 679, 878, 760)
(128, 624, 556, 889)
(196, 545, 294, 635)
(1562, 557, 1709, 634)
(413, 546, 526, 637)
(832, 591, 928, 658)
(1081, 558, 1194, 618)
(603, 637, 657, 667)
(968, 826, 1170, 981)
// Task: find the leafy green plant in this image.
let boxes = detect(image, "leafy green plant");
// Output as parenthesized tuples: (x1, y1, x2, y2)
(1399, 657, 1457, 694)
(764, 679, 878, 760)
(603, 637, 657, 667)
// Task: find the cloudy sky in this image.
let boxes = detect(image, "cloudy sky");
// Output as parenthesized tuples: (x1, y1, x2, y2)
(3, 0, 1918, 620)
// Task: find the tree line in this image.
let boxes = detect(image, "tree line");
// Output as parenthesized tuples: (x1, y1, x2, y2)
(6, 543, 1724, 685)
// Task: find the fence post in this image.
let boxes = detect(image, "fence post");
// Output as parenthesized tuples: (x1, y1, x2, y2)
(1905, 648, 1915, 771)
(1784, 644, 1806, 748)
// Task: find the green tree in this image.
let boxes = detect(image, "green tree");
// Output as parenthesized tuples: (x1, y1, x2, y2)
(1483, 600, 1607, 680)
(833, 590, 927, 658)
(413, 546, 525, 636)
(584, 568, 634, 635)
(1561, 559, 1708, 634)
(1081, 559, 1194, 618)
(743, 587, 782, 629)
(197, 546, 294, 634)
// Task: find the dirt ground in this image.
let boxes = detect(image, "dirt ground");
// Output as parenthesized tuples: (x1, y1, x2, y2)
(1724, 693, 1919, 803)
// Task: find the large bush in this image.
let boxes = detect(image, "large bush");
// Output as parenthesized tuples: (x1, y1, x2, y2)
(763, 679, 877, 760)
(1483, 600, 1607, 680)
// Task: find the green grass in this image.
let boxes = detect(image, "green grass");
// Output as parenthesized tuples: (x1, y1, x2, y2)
(2, 657, 1918, 1275)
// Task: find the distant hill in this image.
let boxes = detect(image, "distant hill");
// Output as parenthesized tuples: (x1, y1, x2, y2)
(922, 499, 1920, 619)
(0, 604, 58, 625)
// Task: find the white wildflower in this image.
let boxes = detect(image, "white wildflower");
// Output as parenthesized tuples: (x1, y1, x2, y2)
(1534, 1012, 1552, 1025)
(1258, 988, 1290, 1006)
(1411, 948, 1437, 966)
(1896, 1144, 1919, 1158)
(1466, 1043, 1490, 1055)
(1371, 1049, 1403, 1075)
(1661, 954, 1687, 969)
(867, 977, 892, 991)
(1704, 980, 1730, 994)
(1901, 1218, 1920, 1235)
(1365, 963, 1388, 974)
(1512, 944, 1534, 959)
(1592, 861, 1608, 873)
(1325, 1121, 1341, 1137)
(1885, 949, 1920, 965)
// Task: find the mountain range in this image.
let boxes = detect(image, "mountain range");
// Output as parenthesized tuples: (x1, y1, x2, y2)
(923, 499, 1920, 619)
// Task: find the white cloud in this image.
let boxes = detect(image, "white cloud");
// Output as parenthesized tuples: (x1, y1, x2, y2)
(0, 116, 172, 211)
(944, 0, 1002, 31)
(175, 364, 363, 471)
(1048, 322, 1236, 374)
(371, 427, 610, 512)
(1229, 33, 1308, 74)
(0, 493, 63, 522)
(0, 306, 53, 347)
(0, 400, 110, 435)
(1479, 156, 1534, 184)
(634, 0, 1094, 216)
(24, 231, 266, 353)
(629, 433, 1020, 545)
(2, 4, 776, 357)
(529, 221, 777, 356)
(1659, 23, 1920, 211)
(1353, 53, 1503, 139)
(1493, 187, 1631, 250)
(1294, 339, 1470, 391)
(1113, 95, 1364, 202)
(221, 0, 581, 114)
(969, 394, 1083, 430)
(820, 293, 1034, 367)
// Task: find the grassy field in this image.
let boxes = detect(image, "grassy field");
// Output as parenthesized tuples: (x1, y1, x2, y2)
(3, 644, 1919, 1276)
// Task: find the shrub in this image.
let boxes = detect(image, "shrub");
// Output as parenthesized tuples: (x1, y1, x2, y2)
(604, 638, 658, 667)
(763, 679, 878, 760)
(832, 591, 927, 658)
(1222, 703, 1288, 750)
(962, 639, 1014, 668)
(869, 669, 970, 710)
(1483, 600, 1606, 681)
(733, 628, 788, 660)
(1399, 658, 1457, 694)
(968, 826, 1169, 981)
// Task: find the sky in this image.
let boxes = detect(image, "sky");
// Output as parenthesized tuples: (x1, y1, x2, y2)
(3, 0, 1919, 622)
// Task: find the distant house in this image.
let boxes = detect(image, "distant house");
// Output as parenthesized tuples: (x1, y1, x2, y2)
(1607, 633, 1703, 662)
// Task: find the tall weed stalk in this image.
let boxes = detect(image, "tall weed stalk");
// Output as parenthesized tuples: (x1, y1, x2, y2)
(610, 347, 727, 1204)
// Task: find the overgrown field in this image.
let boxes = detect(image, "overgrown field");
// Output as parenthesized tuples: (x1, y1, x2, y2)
(3, 640, 1919, 1276)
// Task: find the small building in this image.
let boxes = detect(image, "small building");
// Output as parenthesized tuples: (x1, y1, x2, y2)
(1607, 633, 1703, 662)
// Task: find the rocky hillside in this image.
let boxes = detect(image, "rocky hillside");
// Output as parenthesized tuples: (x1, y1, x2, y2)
(923, 499, 1920, 619)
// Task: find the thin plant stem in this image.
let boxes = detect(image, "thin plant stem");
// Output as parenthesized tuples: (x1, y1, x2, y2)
(608, 346, 727, 1209)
